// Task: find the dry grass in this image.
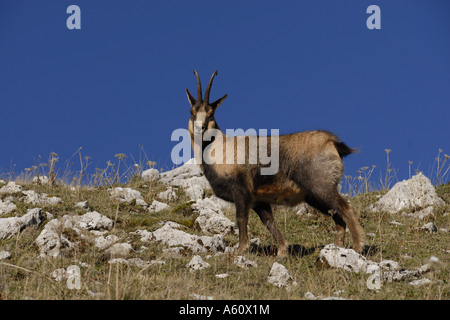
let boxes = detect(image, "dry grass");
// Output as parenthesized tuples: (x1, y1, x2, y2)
(0, 176, 449, 300)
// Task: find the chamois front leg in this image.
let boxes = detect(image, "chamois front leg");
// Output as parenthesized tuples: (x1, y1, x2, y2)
(233, 191, 251, 255)
(253, 202, 289, 258)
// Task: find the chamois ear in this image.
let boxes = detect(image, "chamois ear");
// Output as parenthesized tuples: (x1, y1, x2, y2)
(211, 94, 228, 111)
(186, 89, 197, 107)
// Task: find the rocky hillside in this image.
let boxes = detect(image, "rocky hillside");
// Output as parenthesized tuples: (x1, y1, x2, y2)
(0, 161, 448, 300)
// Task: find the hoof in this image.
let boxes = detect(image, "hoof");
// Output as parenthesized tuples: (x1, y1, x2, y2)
(276, 246, 290, 259)
(352, 242, 365, 254)
(235, 243, 250, 255)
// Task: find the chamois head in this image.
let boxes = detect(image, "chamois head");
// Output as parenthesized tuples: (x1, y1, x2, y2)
(186, 70, 227, 136)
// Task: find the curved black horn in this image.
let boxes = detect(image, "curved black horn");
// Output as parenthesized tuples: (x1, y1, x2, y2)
(204, 70, 218, 104)
(193, 69, 202, 102)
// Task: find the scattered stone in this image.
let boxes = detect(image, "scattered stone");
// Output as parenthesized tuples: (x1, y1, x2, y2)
(379, 260, 401, 271)
(319, 244, 378, 273)
(390, 220, 403, 226)
(304, 291, 347, 300)
(192, 293, 213, 300)
(74, 201, 90, 210)
(51, 266, 79, 282)
(234, 256, 258, 268)
(382, 264, 431, 282)
(158, 187, 178, 202)
(135, 224, 225, 253)
(88, 290, 103, 297)
(160, 158, 211, 190)
(36, 211, 113, 257)
(110, 187, 143, 203)
(0, 251, 11, 260)
(135, 199, 148, 207)
(267, 262, 298, 288)
(195, 208, 235, 235)
(0, 208, 45, 240)
(209, 195, 234, 210)
(320, 245, 435, 284)
(107, 242, 133, 258)
(192, 197, 223, 213)
(420, 222, 438, 233)
(192, 198, 235, 235)
(0, 199, 16, 215)
(32, 176, 49, 185)
(94, 235, 119, 250)
(304, 292, 316, 300)
(109, 257, 165, 267)
(367, 173, 444, 214)
(403, 206, 434, 220)
(0, 182, 22, 194)
(184, 184, 204, 201)
(51, 268, 68, 281)
(215, 273, 229, 279)
(108, 258, 130, 265)
(35, 217, 74, 258)
(22, 190, 62, 206)
(77, 211, 114, 231)
(409, 278, 431, 286)
(148, 200, 170, 213)
(187, 255, 210, 272)
(141, 168, 160, 182)
(158, 220, 183, 229)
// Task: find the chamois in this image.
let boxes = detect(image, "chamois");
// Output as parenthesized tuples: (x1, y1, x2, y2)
(186, 70, 365, 257)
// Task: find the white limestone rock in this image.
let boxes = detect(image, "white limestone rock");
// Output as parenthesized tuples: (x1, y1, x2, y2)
(74, 201, 90, 210)
(160, 158, 211, 190)
(0, 251, 11, 260)
(184, 184, 204, 201)
(267, 262, 298, 288)
(186, 255, 210, 272)
(107, 242, 133, 258)
(32, 176, 49, 185)
(367, 173, 444, 214)
(0, 199, 17, 215)
(110, 187, 144, 203)
(0, 208, 45, 240)
(0, 182, 22, 194)
(94, 235, 119, 250)
(136, 224, 225, 253)
(158, 187, 178, 202)
(148, 200, 170, 213)
(36, 211, 113, 257)
(141, 168, 160, 182)
(234, 256, 258, 268)
(22, 190, 62, 206)
(420, 222, 438, 233)
(319, 244, 378, 274)
(192, 198, 235, 235)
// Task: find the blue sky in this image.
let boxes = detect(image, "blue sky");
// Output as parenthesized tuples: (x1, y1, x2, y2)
(1, 0, 449, 186)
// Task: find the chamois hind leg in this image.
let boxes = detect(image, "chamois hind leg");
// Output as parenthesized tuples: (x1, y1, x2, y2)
(305, 189, 365, 253)
(232, 189, 251, 255)
(253, 202, 289, 258)
(334, 194, 365, 253)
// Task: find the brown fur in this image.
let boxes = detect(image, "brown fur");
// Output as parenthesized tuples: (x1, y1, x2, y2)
(186, 70, 365, 257)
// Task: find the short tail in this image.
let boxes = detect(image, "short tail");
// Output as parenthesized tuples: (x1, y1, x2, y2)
(334, 141, 357, 158)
